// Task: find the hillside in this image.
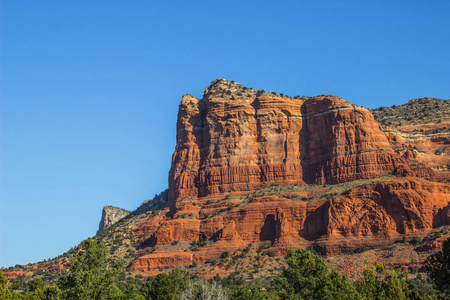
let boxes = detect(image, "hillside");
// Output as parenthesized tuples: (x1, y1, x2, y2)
(371, 98, 450, 134)
(3, 79, 449, 287)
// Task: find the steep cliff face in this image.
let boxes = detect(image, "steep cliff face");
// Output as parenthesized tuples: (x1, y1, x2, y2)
(168, 79, 411, 210)
(300, 96, 412, 183)
(125, 80, 450, 274)
(97, 206, 130, 234)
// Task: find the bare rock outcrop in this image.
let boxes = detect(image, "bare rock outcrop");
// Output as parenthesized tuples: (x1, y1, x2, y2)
(97, 206, 130, 234)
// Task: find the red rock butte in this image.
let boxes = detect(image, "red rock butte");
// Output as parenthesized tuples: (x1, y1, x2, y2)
(169, 79, 412, 209)
(129, 79, 450, 274)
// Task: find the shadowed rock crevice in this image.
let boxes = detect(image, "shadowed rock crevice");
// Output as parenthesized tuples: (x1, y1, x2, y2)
(260, 214, 277, 243)
(299, 202, 329, 240)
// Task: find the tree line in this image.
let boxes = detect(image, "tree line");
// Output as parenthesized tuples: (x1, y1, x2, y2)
(1, 238, 449, 299)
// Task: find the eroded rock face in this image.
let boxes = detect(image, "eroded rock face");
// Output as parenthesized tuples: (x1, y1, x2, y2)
(168, 79, 410, 209)
(129, 80, 450, 274)
(328, 179, 450, 235)
(97, 206, 130, 234)
(129, 250, 193, 271)
(301, 96, 412, 183)
(130, 178, 450, 272)
(1, 271, 33, 280)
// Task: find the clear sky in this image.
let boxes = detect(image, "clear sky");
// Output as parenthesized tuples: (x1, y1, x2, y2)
(1, 1, 449, 268)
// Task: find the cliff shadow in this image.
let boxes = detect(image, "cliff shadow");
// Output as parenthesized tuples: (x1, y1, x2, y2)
(432, 203, 450, 228)
(299, 102, 314, 184)
(260, 214, 277, 244)
(137, 235, 157, 249)
(299, 202, 329, 240)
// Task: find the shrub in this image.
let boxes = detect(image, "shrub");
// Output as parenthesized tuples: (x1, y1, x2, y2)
(354, 246, 366, 253)
(425, 238, 450, 295)
(276, 249, 360, 299)
(435, 148, 445, 155)
(410, 236, 422, 246)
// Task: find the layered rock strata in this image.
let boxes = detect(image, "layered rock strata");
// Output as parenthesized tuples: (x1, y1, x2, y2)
(168, 79, 411, 209)
(131, 177, 450, 272)
(129, 79, 450, 274)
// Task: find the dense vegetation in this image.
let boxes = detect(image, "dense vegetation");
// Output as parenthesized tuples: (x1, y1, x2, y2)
(2, 238, 449, 299)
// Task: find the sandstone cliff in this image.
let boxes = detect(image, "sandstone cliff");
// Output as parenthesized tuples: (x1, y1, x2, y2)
(168, 79, 411, 210)
(126, 80, 450, 275)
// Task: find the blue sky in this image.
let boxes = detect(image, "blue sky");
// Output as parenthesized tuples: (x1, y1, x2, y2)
(1, 1, 449, 268)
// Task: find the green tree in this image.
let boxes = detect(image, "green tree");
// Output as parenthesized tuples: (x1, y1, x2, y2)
(425, 237, 450, 297)
(120, 283, 144, 300)
(140, 269, 189, 300)
(406, 276, 439, 300)
(274, 249, 360, 299)
(382, 271, 407, 300)
(57, 239, 125, 300)
(356, 263, 431, 300)
(42, 286, 60, 300)
(0, 272, 13, 300)
(356, 266, 384, 299)
(27, 278, 45, 293)
(228, 285, 269, 300)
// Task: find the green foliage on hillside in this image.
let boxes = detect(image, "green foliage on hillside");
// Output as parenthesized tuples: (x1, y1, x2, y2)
(57, 239, 137, 299)
(2, 238, 450, 299)
(272, 249, 360, 299)
(371, 97, 450, 131)
(0, 272, 13, 299)
(426, 238, 450, 297)
(244, 174, 395, 202)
